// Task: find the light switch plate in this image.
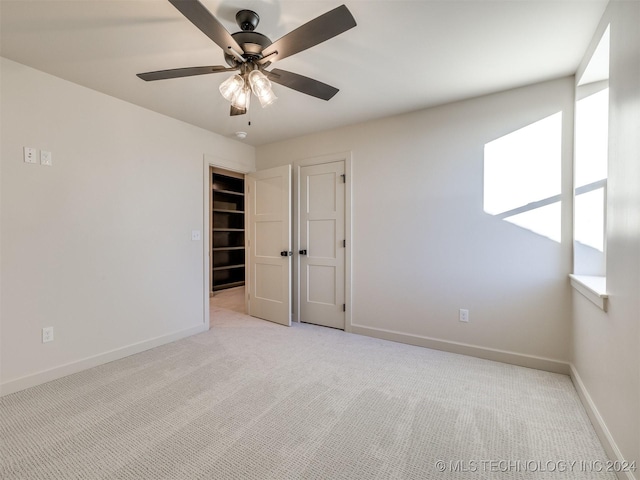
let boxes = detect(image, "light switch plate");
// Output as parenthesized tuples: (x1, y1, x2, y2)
(24, 147, 37, 164)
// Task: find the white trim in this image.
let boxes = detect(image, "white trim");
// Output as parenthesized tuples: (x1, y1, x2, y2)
(292, 152, 353, 331)
(345, 155, 352, 333)
(203, 160, 211, 327)
(1, 324, 207, 396)
(576, 17, 612, 86)
(569, 274, 608, 311)
(570, 364, 637, 480)
(203, 155, 254, 326)
(350, 323, 570, 375)
(203, 153, 254, 175)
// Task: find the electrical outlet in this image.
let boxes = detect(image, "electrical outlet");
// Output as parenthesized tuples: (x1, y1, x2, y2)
(24, 147, 37, 164)
(459, 309, 469, 323)
(42, 327, 54, 343)
(191, 230, 201, 241)
(41, 150, 53, 166)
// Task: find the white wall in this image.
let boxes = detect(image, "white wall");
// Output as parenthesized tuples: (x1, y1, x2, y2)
(257, 77, 575, 370)
(0, 58, 254, 394)
(571, 0, 640, 472)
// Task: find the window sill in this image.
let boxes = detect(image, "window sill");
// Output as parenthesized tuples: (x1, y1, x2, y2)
(569, 274, 608, 311)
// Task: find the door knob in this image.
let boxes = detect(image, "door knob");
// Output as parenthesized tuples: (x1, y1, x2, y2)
(299, 249, 307, 255)
(280, 251, 292, 256)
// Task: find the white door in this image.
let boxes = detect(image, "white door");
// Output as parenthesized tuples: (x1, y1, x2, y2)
(299, 161, 345, 329)
(246, 165, 292, 326)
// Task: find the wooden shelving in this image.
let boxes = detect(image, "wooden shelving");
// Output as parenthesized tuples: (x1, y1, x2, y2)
(211, 168, 245, 292)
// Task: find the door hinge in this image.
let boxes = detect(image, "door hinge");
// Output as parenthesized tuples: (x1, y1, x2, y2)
(340, 174, 346, 183)
(342, 304, 346, 312)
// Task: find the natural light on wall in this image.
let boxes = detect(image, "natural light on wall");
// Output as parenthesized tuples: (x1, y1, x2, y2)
(484, 112, 563, 242)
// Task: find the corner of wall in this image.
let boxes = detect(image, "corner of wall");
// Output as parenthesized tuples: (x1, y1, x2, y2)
(570, 364, 638, 480)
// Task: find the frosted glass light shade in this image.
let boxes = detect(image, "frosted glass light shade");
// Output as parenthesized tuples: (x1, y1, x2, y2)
(219, 75, 244, 102)
(231, 86, 251, 110)
(256, 87, 277, 107)
(248, 70, 277, 107)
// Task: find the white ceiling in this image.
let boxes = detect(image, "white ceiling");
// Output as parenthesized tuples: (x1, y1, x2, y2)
(1, 0, 607, 146)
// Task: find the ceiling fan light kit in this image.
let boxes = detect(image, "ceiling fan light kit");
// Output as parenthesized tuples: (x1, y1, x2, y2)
(137, 0, 357, 117)
(219, 66, 277, 112)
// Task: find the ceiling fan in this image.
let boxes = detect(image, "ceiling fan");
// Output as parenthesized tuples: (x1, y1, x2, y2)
(137, 0, 357, 116)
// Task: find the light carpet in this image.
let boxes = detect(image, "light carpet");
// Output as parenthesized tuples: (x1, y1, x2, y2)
(1, 309, 614, 479)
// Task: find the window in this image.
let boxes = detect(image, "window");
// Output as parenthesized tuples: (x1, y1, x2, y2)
(570, 25, 609, 310)
(573, 26, 609, 277)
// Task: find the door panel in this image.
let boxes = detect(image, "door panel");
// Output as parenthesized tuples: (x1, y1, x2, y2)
(255, 221, 282, 256)
(309, 220, 337, 258)
(308, 265, 337, 304)
(308, 173, 337, 211)
(247, 165, 292, 326)
(255, 176, 283, 214)
(256, 264, 283, 300)
(299, 161, 345, 329)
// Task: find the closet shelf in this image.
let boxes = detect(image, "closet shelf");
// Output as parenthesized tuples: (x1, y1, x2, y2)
(212, 188, 244, 197)
(213, 280, 244, 291)
(212, 264, 245, 271)
(213, 208, 245, 214)
(211, 169, 245, 292)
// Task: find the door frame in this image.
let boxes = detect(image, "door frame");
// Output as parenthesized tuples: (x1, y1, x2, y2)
(203, 155, 254, 329)
(293, 152, 353, 332)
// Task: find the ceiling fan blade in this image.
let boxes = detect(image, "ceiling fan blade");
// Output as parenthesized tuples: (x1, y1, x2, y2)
(137, 66, 235, 81)
(260, 5, 356, 63)
(168, 0, 243, 55)
(266, 68, 339, 101)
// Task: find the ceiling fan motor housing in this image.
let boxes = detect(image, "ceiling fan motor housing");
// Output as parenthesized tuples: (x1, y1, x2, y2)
(223, 10, 273, 66)
(236, 10, 260, 31)
(225, 31, 272, 65)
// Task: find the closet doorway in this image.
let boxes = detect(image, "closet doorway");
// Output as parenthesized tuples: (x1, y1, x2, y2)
(210, 167, 246, 313)
(211, 168, 245, 291)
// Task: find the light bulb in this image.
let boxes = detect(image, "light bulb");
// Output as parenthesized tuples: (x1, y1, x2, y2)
(231, 86, 251, 110)
(219, 75, 244, 102)
(248, 70, 277, 107)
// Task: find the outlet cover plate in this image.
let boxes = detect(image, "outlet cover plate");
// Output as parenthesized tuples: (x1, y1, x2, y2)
(41, 150, 52, 166)
(42, 327, 54, 343)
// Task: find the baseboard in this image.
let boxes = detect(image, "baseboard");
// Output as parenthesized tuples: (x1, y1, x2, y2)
(349, 323, 570, 375)
(570, 364, 637, 480)
(0, 324, 209, 397)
